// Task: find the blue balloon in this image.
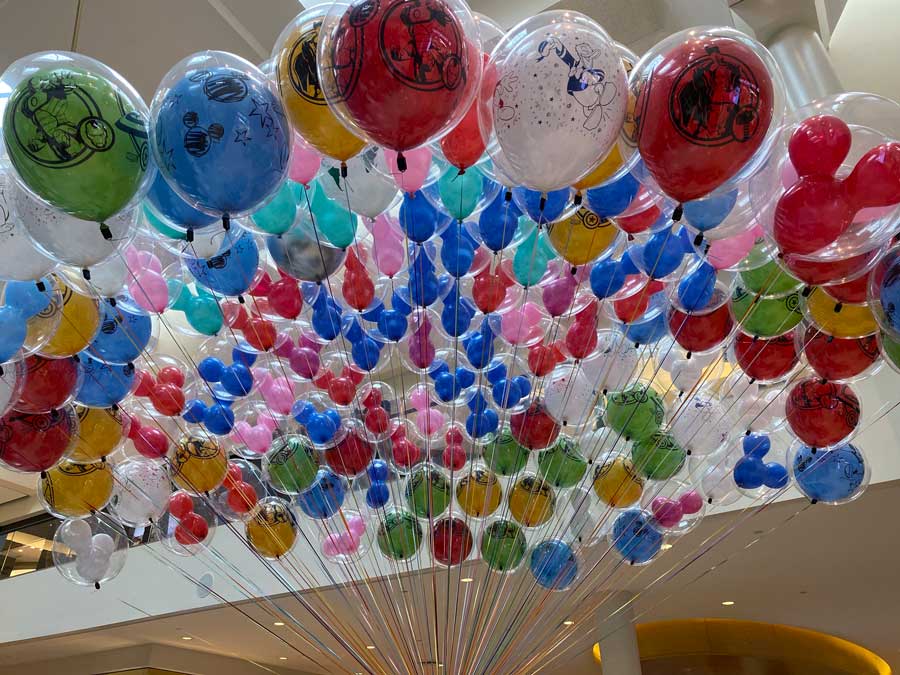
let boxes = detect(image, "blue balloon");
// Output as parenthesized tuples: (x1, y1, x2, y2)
(292, 400, 315, 424)
(677, 262, 716, 311)
(203, 403, 235, 435)
(486, 360, 507, 385)
(378, 309, 407, 341)
(463, 320, 495, 370)
(152, 65, 290, 216)
(441, 282, 476, 337)
(312, 293, 342, 341)
(5, 279, 51, 318)
(590, 258, 626, 299)
(408, 249, 439, 307)
(636, 227, 684, 279)
(440, 226, 475, 277)
(185, 229, 259, 296)
(220, 362, 253, 396)
(584, 172, 639, 219)
(352, 335, 382, 371)
(366, 481, 391, 509)
(492, 379, 523, 408)
(479, 191, 520, 252)
(455, 367, 476, 389)
(511, 187, 571, 224)
(0, 306, 26, 363)
(742, 433, 771, 458)
(433, 371, 458, 402)
(530, 540, 579, 590)
(183, 399, 207, 423)
(793, 443, 866, 503)
(400, 191, 449, 243)
(198, 357, 226, 382)
(466, 408, 498, 438)
(683, 189, 738, 232)
(296, 469, 345, 519)
(764, 462, 790, 489)
(75, 353, 135, 407)
(88, 300, 152, 364)
(612, 509, 663, 564)
(367, 459, 390, 482)
(146, 171, 218, 230)
(879, 259, 900, 333)
(231, 343, 257, 367)
(306, 412, 339, 444)
(734, 455, 767, 490)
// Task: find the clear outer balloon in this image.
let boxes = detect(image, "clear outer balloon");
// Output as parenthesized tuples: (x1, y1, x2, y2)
(273, 6, 366, 162)
(110, 457, 172, 527)
(1, 51, 152, 222)
(667, 392, 732, 457)
(52, 515, 128, 587)
(150, 51, 291, 218)
(580, 330, 642, 393)
(317, 0, 482, 152)
(319, 147, 399, 219)
(542, 365, 597, 429)
(0, 165, 56, 281)
(481, 11, 628, 192)
(267, 221, 347, 282)
(13, 181, 137, 268)
(630, 27, 784, 204)
(698, 453, 740, 507)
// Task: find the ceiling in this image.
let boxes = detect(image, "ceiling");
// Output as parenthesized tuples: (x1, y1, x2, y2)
(1, 481, 898, 674)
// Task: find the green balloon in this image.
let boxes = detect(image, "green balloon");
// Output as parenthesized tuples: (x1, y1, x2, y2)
(143, 204, 187, 240)
(311, 182, 357, 248)
(739, 260, 801, 297)
(377, 509, 422, 560)
(604, 385, 665, 441)
(250, 180, 299, 235)
(3, 67, 149, 222)
(731, 286, 802, 337)
(404, 464, 451, 518)
(881, 331, 900, 371)
(631, 432, 686, 480)
(483, 429, 530, 475)
(513, 226, 555, 287)
(480, 519, 527, 572)
(438, 166, 483, 220)
(537, 437, 587, 488)
(265, 435, 319, 494)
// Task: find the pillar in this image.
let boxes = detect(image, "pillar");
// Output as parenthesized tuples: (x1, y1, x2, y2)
(766, 25, 844, 109)
(597, 592, 641, 675)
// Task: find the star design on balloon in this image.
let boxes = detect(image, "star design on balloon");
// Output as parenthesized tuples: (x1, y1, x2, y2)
(234, 128, 252, 146)
(249, 97, 275, 137)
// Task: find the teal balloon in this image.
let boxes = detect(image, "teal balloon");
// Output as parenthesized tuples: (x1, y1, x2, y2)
(169, 279, 223, 335)
(311, 184, 357, 249)
(143, 204, 187, 241)
(250, 180, 300, 235)
(513, 226, 555, 287)
(438, 167, 482, 220)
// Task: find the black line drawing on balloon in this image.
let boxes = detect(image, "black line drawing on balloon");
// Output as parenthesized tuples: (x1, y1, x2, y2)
(493, 75, 519, 125)
(249, 97, 277, 138)
(189, 69, 250, 103)
(234, 128, 252, 146)
(114, 93, 150, 170)
(182, 112, 224, 157)
(537, 38, 617, 131)
(289, 25, 325, 105)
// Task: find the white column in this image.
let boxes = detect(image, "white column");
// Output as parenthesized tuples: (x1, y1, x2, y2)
(766, 25, 844, 109)
(597, 591, 642, 675)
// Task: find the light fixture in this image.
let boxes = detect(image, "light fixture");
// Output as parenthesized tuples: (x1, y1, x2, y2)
(563, 620, 575, 626)
(181, 636, 193, 641)
(461, 577, 473, 583)
(274, 621, 285, 627)
(661, 544, 673, 551)
(721, 601, 735, 606)
(366, 645, 376, 650)
(279, 657, 288, 661)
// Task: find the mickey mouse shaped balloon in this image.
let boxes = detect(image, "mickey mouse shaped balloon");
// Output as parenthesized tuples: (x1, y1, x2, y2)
(630, 27, 784, 205)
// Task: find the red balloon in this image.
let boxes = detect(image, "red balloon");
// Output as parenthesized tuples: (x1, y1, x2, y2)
(473, 264, 512, 313)
(392, 437, 421, 468)
(175, 512, 209, 546)
(668, 302, 733, 353)
(342, 248, 375, 311)
(328, 376, 357, 406)
(822, 274, 868, 304)
(15, 355, 79, 413)
(243, 316, 277, 351)
(132, 423, 168, 459)
(788, 115, 851, 179)
(615, 203, 660, 236)
(528, 340, 565, 377)
(157, 366, 185, 388)
(150, 382, 185, 417)
(441, 443, 466, 470)
(510, 401, 560, 450)
(325, 428, 374, 476)
(268, 277, 302, 319)
(733, 330, 798, 382)
(168, 491, 195, 519)
(785, 378, 859, 448)
(781, 247, 881, 286)
(328, 0, 477, 151)
(227, 481, 259, 514)
(439, 55, 490, 170)
(431, 517, 473, 565)
(635, 36, 775, 203)
(803, 327, 879, 381)
(565, 302, 598, 359)
(843, 142, 900, 211)
(364, 406, 390, 434)
(0, 408, 75, 472)
(773, 176, 852, 255)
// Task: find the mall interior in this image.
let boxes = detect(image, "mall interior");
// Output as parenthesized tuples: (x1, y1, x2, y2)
(1, 0, 900, 673)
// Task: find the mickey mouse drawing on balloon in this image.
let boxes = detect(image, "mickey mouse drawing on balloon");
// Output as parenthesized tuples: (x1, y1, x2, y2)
(538, 37, 618, 131)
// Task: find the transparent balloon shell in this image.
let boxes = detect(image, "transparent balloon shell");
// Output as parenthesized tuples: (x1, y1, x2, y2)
(787, 438, 870, 505)
(155, 491, 217, 556)
(52, 514, 129, 587)
(109, 456, 173, 528)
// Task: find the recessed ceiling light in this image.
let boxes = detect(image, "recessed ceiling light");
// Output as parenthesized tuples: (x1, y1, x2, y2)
(181, 636, 193, 640)
(461, 577, 474, 583)
(721, 601, 735, 606)
(274, 621, 285, 627)
(563, 620, 574, 626)
(366, 645, 376, 650)
(661, 543, 673, 550)
(279, 657, 288, 661)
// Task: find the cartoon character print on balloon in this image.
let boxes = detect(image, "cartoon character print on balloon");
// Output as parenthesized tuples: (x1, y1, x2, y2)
(288, 24, 324, 104)
(537, 38, 618, 131)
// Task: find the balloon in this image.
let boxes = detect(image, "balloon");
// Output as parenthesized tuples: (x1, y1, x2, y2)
(151, 54, 290, 218)
(508, 474, 555, 527)
(785, 379, 860, 448)
(456, 467, 503, 517)
(318, 0, 480, 152)
(604, 384, 664, 441)
(483, 11, 627, 191)
(273, 8, 366, 162)
(537, 437, 587, 488)
(804, 288, 877, 338)
(267, 223, 346, 282)
(432, 517, 474, 566)
(39, 460, 113, 518)
(530, 539, 579, 590)
(376, 509, 422, 561)
(40, 279, 101, 358)
(310, 182, 358, 247)
(434, 166, 486, 221)
(184, 227, 259, 296)
(87, 299, 152, 364)
(509, 401, 560, 450)
(170, 434, 228, 494)
(733, 330, 799, 382)
(668, 394, 731, 457)
(296, 468, 345, 519)
(631, 432, 686, 480)
(287, 135, 323, 186)
(263, 435, 319, 494)
(383, 147, 432, 194)
(791, 442, 867, 504)
(593, 455, 644, 507)
(246, 497, 297, 559)
(74, 352, 135, 408)
(739, 259, 801, 297)
(320, 147, 399, 219)
(0, 172, 56, 281)
(803, 327, 879, 381)
(69, 405, 128, 463)
(633, 28, 778, 203)
(110, 457, 171, 527)
(483, 429, 529, 475)
(249, 179, 300, 236)
(546, 207, 618, 266)
(611, 509, 663, 565)
(2, 54, 150, 221)
(0, 406, 77, 472)
(730, 286, 802, 338)
(480, 519, 526, 571)
(14, 355, 79, 413)
(668, 294, 733, 354)
(404, 464, 451, 519)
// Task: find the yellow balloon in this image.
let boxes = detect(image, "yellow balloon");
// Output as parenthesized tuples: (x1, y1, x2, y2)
(804, 288, 877, 338)
(508, 475, 556, 527)
(39, 278, 100, 358)
(69, 406, 128, 462)
(246, 497, 297, 559)
(546, 207, 619, 266)
(171, 434, 227, 494)
(573, 145, 624, 192)
(593, 456, 644, 508)
(456, 468, 503, 518)
(274, 10, 365, 162)
(39, 460, 113, 518)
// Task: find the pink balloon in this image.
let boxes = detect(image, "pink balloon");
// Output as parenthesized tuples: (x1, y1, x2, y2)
(273, 332, 295, 359)
(129, 270, 169, 313)
(242, 425, 273, 456)
(408, 384, 431, 411)
(651, 497, 684, 528)
(706, 226, 760, 270)
(288, 134, 322, 186)
(679, 490, 704, 515)
(289, 347, 320, 380)
(347, 515, 366, 538)
(383, 147, 432, 193)
(262, 378, 294, 415)
(368, 214, 405, 278)
(500, 302, 544, 344)
(542, 275, 577, 317)
(416, 409, 445, 437)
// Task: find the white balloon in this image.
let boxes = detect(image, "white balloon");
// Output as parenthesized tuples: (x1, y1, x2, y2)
(700, 462, 740, 507)
(0, 168, 56, 281)
(85, 255, 128, 297)
(111, 458, 172, 527)
(322, 148, 399, 219)
(75, 548, 112, 583)
(543, 365, 597, 428)
(59, 519, 92, 555)
(484, 11, 628, 192)
(581, 331, 641, 393)
(90, 533, 116, 558)
(669, 394, 732, 456)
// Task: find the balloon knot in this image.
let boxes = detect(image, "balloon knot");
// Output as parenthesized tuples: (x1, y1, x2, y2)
(36, 280, 46, 292)
(458, 168, 466, 176)
(396, 152, 407, 172)
(95, 582, 101, 590)
(672, 204, 683, 222)
(810, 499, 818, 505)
(693, 233, 703, 247)
(826, 335, 834, 343)
(833, 302, 843, 313)
(99, 223, 112, 240)
(82, 268, 91, 281)
(222, 215, 231, 231)
(238, 295, 245, 304)
(801, 286, 812, 297)
(186, 227, 195, 243)
(539, 196, 547, 212)
(108, 297, 117, 307)
(573, 193, 582, 207)
(340, 162, 348, 179)
(504, 190, 512, 202)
